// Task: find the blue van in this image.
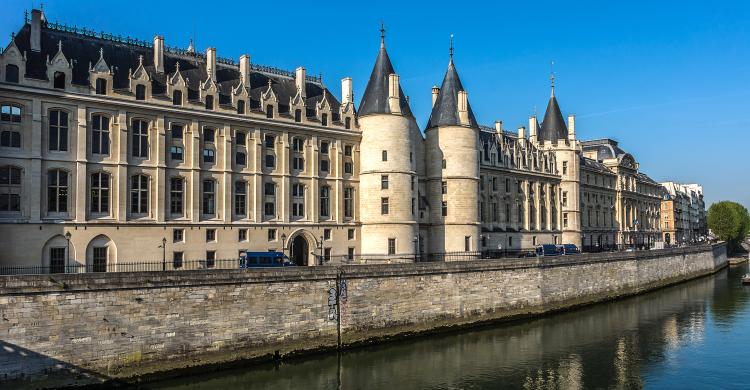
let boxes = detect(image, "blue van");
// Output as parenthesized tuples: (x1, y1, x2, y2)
(239, 251, 294, 268)
(557, 244, 580, 255)
(535, 244, 561, 257)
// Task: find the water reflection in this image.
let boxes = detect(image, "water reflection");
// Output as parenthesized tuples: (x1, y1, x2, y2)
(150, 264, 750, 390)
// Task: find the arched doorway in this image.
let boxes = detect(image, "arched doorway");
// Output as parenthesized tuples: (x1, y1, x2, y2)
(665, 233, 671, 246)
(290, 234, 310, 266)
(86, 234, 116, 272)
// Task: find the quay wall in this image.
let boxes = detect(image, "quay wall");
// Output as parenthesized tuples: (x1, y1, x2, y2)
(0, 244, 727, 386)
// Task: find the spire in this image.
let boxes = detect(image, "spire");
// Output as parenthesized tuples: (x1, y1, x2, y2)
(539, 69, 568, 142)
(358, 25, 412, 117)
(426, 43, 478, 129)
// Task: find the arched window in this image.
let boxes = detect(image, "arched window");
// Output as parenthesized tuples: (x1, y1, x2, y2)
(132, 119, 149, 158)
(234, 181, 246, 216)
(0, 166, 22, 213)
(172, 90, 182, 106)
(135, 84, 146, 101)
(53, 72, 65, 89)
(48, 109, 69, 152)
(205, 95, 214, 110)
(202, 179, 215, 216)
(266, 105, 273, 119)
(47, 169, 68, 213)
(5, 64, 19, 83)
(130, 174, 149, 214)
(91, 114, 110, 155)
(237, 100, 245, 115)
(90, 172, 110, 214)
(95, 78, 107, 95)
(0, 105, 22, 148)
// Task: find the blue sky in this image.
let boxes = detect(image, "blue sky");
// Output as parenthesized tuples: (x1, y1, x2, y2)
(3, 1, 748, 208)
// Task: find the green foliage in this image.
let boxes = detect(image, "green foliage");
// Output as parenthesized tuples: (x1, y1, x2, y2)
(708, 201, 750, 253)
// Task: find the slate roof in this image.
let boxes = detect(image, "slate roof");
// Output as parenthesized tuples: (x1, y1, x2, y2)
(581, 157, 615, 175)
(10, 20, 340, 116)
(426, 58, 478, 129)
(358, 39, 412, 117)
(539, 88, 568, 142)
(581, 139, 630, 162)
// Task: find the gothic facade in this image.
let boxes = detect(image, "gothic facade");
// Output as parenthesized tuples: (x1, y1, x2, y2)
(0, 9, 666, 270)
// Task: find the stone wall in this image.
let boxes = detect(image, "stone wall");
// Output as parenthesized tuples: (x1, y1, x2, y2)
(0, 244, 727, 387)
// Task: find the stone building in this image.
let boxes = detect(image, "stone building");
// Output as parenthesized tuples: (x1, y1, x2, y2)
(660, 182, 707, 245)
(0, 9, 666, 270)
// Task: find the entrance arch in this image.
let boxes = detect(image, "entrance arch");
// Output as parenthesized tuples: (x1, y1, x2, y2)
(86, 234, 116, 272)
(287, 229, 317, 266)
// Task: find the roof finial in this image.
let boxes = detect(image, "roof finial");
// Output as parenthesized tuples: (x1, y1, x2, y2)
(175, 61, 180, 72)
(57, 40, 62, 52)
(380, 22, 385, 47)
(99, 47, 104, 60)
(549, 60, 555, 97)
(187, 38, 194, 54)
(138, 55, 143, 67)
(449, 34, 454, 62)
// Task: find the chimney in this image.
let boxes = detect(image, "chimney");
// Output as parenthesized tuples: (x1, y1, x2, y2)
(495, 121, 504, 146)
(431, 86, 440, 107)
(206, 47, 216, 80)
(239, 54, 251, 86)
(518, 126, 526, 139)
(30, 9, 45, 52)
(153, 35, 164, 73)
(568, 114, 576, 141)
(388, 73, 401, 114)
(529, 116, 538, 144)
(341, 77, 353, 104)
(295, 67, 306, 99)
(458, 90, 469, 125)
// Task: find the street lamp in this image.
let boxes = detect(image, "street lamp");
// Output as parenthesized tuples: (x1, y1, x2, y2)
(64, 231, 71, 273)
(161, 237, 167, 271)
(317, 236, 324, 265)
(281, 233, 287, 255)
(412, 236, 419, 262)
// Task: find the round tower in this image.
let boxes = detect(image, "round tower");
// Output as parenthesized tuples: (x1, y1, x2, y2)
(425, 49, 480, 256)
(357, 30, 418, 259)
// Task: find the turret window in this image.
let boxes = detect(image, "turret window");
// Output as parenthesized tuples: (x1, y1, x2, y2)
(381, 175, 389, 190)
(382, 150, 387, 161)
(442, 201, 448, 217)
(5, 65, 19, 83)
(381, 197, 389, 215)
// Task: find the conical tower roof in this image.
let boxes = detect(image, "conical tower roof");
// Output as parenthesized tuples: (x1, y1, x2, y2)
(539, 87, 568, 142)
(358, 30, 412, 117)
(426, 55, 478, 129)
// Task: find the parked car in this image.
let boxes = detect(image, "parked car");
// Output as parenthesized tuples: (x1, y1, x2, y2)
(557, 244, 580, 255)
(535, 244, 562, 257)
(239, 251, 294, 268)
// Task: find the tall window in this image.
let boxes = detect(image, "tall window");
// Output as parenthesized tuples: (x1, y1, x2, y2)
(5, 64, 19, 83)
(465, 236, 471, 252)
(321, 113, 328, 126)
(47, 169, 68, 213)
(234, 181, 246, 216)
(202, 180, 216, 216)
(442, 181, 447, 195)
(90, 172, 109, 214)
(0, 105, 21, 148)
(170, 177, 183, 215)
(344, 187, 353, 218)
(382, 150, 387, 161)
(266, 105, 274, 118)
(381, 197, 389, 215)
(172, 90, 182, 106)
(203, 127, 215, 143)
(237, 100, 246, 114)
(95, 78, 107, 95)
(264, 182, 276, 217)
(292, 137, 304, 152)
(132, 119, 149, 158)
(91, 114, 110, 155)
(320, 186, 330, 218)
(345, 117, 352, 129)
(135, 84, 146, 100)
(381, 175, 389, 190)
(130, 175, 149, 214)
(441, 201, 447, 217)
(170, 123, 183, 139)
(236, 151, 246, 166)
(388, 238, 396, 255)
(170, 146, 183, 161)
(53, 72, 65, 89)
(294, 109, 302, 122)
(0, 166, 21, 212)
(48, 109, 68, 152)
(236, 131, 246, 146)
(205, 95, 214, 110)
(292, 183, 304, 217)
(203, 148, 215, 163)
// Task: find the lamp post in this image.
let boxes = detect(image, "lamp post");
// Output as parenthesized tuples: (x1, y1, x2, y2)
(64, 231, 71, 273)
(281, 233, 287, 255)
(412, 236, 418, 262)
(161, 237, 166, 271)
(318, 236, 324, 265)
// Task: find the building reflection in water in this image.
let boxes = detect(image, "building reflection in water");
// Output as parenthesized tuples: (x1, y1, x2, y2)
(151, 265, 750, 390)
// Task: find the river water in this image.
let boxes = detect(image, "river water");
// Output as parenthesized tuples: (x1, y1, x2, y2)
(151, 263, 750, 390)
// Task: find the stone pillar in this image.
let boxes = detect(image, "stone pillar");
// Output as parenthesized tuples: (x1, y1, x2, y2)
(155, 115, 166, 222)
(190, 120, 201, 222)
(222, 124, 232, 223)
(117, 110, 128, 221)
(74, 105, 87, 222)
(30, 99, 42, 222)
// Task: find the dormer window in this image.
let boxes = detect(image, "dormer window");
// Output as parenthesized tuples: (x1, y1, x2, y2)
(345, 117, 351, 129)
(95, 78, 107, 95)
(135, 85, 146, 101)
(294, 109, 302, 123)
(321, 113, 328, 127)
(5, 65, 19, 83)
(205, 95, 214, 110)
(172, 90, 182, 106)
(53, 72, 65, 89)
(266, 105, 274, 119)
(237, 100, 246, 115)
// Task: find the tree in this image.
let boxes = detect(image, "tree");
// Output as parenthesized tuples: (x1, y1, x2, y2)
(708, 201, 750, 253)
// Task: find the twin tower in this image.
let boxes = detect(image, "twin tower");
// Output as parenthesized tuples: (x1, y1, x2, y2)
(358, 33, 480, 258)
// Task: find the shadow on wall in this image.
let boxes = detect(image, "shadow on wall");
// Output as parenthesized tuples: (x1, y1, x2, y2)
(0, 340, 111, 388)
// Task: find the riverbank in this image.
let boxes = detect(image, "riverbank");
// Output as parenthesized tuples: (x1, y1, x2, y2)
(0, 243, 727, 388)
